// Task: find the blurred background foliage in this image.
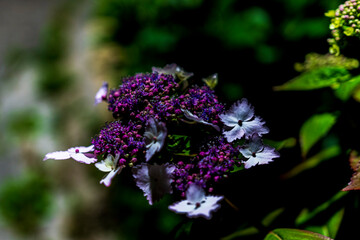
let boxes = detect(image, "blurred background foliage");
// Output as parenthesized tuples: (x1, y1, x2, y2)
(1, 0, 360, 239)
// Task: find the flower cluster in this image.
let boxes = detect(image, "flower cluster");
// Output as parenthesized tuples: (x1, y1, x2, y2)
(326, 0, 360, 55)
(43, 64, 280, 220)
(107, 72, 179, 122)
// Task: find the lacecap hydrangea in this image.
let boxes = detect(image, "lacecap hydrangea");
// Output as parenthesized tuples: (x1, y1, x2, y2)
(43, 64, 280, 220)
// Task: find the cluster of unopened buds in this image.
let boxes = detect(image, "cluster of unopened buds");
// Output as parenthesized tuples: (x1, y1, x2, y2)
(327, 0, 360, 55)
(44, 64, 279, 220)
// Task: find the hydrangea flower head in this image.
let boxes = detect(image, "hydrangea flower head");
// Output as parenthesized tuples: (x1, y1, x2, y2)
(92, 121, 146, 167)
(168, 184, 223, 220)
(107, 72, 179, 121)
(172, 85, 225, 127)
(144, 118, 167, 161)
(95, 154, 123, 187)
(133, 163, 175, 205)
(240, 134, 280, 169)
(43, 145, 97, 164)
(173, 136, 238, 194)
(219, 98, 269, 142)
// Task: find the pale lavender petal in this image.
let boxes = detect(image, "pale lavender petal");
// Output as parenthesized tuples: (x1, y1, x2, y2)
(43, 151, 71, 161)
(187, 196, 223, 220)
(145, 142, 160, 162)
(94, 82, 108, 105)
(69, 153, 97, 164)
(223, 125, 244, 142)
(230, 99, 254, 121)
(243, 146, 280, 169)
(133, 163, 175, 205)
(100, 167, 122, 187)
(182, 109, 220, 131)
(144, 118, 167, 161)
(186, 184, 206, 203)
(240, 134, 264, 158)
(242, 116, 269, 138)
(219, 113, 238, 127)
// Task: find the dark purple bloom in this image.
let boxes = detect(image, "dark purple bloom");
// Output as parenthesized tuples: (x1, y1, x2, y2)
(107, 72, 179, 122)
(220, 98, 269, 142)
(92, 121, 146, 167)
(172, 85, 225, 127)
(173, 137, 238, 195)
(240, 134, 280, 169)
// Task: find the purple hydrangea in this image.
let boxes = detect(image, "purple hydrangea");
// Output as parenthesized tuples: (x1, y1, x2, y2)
(220, 98, 269, 142)
(92, 120, 146, 167)
(172, 85, 225, 127)
(107, 72, 180, 122)
(173, 137, 239, 196)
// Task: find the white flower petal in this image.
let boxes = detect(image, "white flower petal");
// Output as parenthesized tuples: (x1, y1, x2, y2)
(187, 196, 223, 220)
(43, 151, 71, 161)
(94, 82, 108, 105)
(70, 152, 97, 164)
(95, 161, 112, 172)
(168, 200, 196, 214)
(243, 146, 280, 169)
(144, 118, 167, 161)
(100, 167, 122, 187)
(68, 145, 94, 153)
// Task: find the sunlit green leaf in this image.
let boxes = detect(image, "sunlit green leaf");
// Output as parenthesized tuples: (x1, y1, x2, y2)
(300, 113, 337, 157)
(273, 67, 350, 91)
(264, 228, 333, 240)
(333, 75, 360, 101)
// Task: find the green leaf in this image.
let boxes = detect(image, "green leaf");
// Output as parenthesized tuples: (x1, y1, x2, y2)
(167, 134, 191, 155)
(333, 75, 360, 101)
(295, 191, 347, 226)
(300, 113, 337, 157)
(305, 208, 344, 239)
(273, 67, 350, 91)
(264, 228, 333, 240)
